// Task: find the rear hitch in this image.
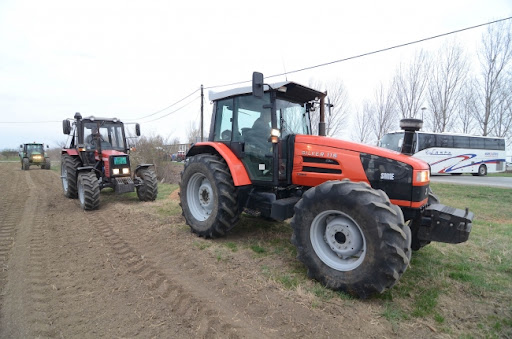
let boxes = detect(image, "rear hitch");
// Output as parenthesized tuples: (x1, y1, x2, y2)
(417, 203, 474, 244)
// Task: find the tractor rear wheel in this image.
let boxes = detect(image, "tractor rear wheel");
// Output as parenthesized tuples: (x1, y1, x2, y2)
(78, 171, 100, 210)
(22, 158, 29, 170)
(291, 180, 411, 298)
(180, 154, 240, 238)
(61, 155, 81, 199)
(136, 168, 158, 201)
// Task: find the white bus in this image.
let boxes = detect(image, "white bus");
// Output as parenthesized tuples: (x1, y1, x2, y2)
(378, 131, 506, 176)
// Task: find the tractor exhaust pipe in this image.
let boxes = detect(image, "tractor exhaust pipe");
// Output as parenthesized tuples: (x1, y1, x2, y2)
(399, 118, 423, 155)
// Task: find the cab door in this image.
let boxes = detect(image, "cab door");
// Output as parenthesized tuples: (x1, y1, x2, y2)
(212, 94, 274, 183)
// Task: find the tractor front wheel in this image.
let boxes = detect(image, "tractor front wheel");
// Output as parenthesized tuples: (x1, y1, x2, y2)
(22, 158, 29, 170)
(78, 171, 100, 210)
(291, 180, 411, 298)
(179, 154, 240, 238)
(136, 168, 158, 201)
(61, 155, 81, 199)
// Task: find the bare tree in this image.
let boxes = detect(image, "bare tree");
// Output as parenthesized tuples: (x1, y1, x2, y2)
(457, 78, 478, 134)
(352, 103, 374, 144)
(427, 40, 469, 132)
(475, 20, 512, 136)
(309, 79, 350, 137)
(370, 83, 398, 143)
(186, 121, 202, 144)
(392, 50, 431, 119)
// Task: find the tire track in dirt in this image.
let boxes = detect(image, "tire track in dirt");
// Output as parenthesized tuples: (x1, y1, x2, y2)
(92, 211, 258, 338)
(0, 166, 26, 316)
(0, 168, 55, 338)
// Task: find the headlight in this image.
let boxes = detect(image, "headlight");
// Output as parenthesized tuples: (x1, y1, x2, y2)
(113, 168, 120, 175)
(414, 170, 430, 184)
(122, 168, 130, 175)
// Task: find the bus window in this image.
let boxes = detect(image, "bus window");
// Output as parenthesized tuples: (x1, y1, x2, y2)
(453, 136, 470, 148)
(436, 135, 453, 148)
(470, 138, 484, 149)
(417, 133, 435, 152)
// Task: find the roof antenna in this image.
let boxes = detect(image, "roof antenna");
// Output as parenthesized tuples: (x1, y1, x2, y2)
(281, 56, 288, 81)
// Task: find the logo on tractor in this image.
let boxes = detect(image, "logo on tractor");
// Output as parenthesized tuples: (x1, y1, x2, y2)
(301, 150, 338, 158)
(380, 172, 395, 180)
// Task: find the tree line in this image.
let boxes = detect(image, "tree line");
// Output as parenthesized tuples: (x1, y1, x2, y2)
(315, 21, 512, 147)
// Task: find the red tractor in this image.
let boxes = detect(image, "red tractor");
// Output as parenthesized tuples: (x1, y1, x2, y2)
(61, 113, 158, 210)
(179, 72, 474, 298)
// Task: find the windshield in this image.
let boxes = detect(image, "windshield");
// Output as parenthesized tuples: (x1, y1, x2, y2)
(84, 121, 126, 150)
(276, 99, 310, 137)
(379, 132, 404, 152)
(26, 144, 44, 154)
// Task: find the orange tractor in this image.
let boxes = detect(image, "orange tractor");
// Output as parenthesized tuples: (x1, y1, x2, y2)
(61, 113, 158, 210)
(180, 72, 473, 297)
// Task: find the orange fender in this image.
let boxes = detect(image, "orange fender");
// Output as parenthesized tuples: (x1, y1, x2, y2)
(187, 142, 251, 187)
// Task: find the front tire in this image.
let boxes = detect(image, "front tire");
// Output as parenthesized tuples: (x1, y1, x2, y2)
(291, 180, 410, 298)
(61, 154, 81, 198)
(78, 171, 100, 210)
(136, 168, 158, 201)
(179, 154, 240, 238)
(477, 164, 487, 176)
(22, 158, 29, 170)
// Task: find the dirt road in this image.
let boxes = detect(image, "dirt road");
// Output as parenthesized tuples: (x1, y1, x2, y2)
(0, 162, 434, 338)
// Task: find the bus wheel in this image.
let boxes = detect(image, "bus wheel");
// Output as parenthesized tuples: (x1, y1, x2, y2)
(473, 164, 487, 176)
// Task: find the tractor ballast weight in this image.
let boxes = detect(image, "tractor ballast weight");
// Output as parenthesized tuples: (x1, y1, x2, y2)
(19, 143, 51, 170)
(61, 112, 158, 210)
(179, 72, 473, 298)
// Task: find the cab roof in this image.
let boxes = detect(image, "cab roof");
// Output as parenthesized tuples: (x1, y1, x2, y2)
(209, 81, 326, 104)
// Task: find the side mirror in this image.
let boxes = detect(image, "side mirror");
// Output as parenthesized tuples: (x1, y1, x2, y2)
(135, 123, 141, 136)
(19, 144, 23, 148)
(252, 72, 264, 98)
(63, 120, 71, 134)
(46, 144, 49, 149)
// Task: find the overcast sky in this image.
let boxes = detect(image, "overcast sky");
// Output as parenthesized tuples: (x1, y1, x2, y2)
(1, 0, 511, 150)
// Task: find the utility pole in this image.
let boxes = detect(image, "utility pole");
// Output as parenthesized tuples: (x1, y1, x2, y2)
(200, 84, 204, 142)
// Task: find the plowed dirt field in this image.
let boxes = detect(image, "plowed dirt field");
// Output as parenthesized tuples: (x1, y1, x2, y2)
(0, 162, 462, 338)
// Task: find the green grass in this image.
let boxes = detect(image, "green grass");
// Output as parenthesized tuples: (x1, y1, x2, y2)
(151, 181, 512, 338)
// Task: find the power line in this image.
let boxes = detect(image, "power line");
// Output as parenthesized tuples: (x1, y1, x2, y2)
(0, 120, 61, 124)
(140, 95, 201, 124)
(204, 16, 512, 90)
(126, 87, 200, 121)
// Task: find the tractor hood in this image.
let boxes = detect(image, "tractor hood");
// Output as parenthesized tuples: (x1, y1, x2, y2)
(292, 135, 430, 208)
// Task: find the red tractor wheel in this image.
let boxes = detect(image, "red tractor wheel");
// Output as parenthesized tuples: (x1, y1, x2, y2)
(291, 180, 411, 298)
(78, 171, 100, 210)
(61, 155, 81, 199)
(136, 168, 158, 201)
(179, 154, 240, 238)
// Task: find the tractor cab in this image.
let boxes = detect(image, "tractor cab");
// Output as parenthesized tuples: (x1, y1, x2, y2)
(208, 79, 325, 186)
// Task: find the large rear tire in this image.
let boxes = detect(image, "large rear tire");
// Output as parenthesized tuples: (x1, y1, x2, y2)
(291, 180, 411, 298)
(136, 168, 158, 201)
(61, 154, 81, 199)
(78, 171, 100, 210)
(179, 154, 240, 238)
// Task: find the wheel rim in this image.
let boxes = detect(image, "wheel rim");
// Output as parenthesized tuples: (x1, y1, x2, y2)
(62, 166, 68, 192)
(187, 173, 214, 221)
(310, 210, 366, 271)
